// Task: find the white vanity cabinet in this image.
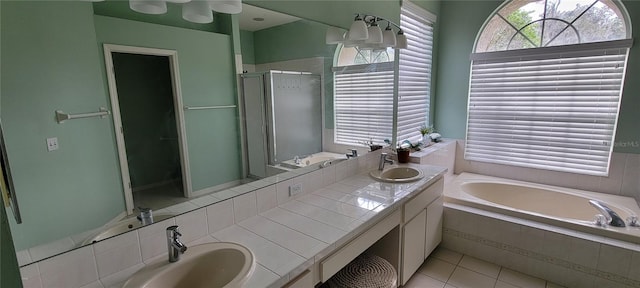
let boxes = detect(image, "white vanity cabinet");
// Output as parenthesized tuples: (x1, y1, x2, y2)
(401, 178, 444, 285)
(290, 175, 444, 288)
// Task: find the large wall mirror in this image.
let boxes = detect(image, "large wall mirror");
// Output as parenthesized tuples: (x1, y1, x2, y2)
(1, 0, 359, 267)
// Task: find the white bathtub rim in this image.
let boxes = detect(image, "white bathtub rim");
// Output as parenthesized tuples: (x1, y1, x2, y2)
(458, 179, 637, 223)
(444, 201, 640, 253)
(445, 173, 640, 245)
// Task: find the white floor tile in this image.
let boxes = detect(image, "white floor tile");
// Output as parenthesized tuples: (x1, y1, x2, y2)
(404, 272, 446, 288)
(431, 247, 463, 265)
(447, 267, 496, 288)
(495, 280, 519, 288)
(498, 268, 546, 288)
(417, 258, 456, 283)
(458, 255, 500, 278)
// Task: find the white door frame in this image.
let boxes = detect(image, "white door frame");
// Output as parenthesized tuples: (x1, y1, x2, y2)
(103, 44, 192, 215)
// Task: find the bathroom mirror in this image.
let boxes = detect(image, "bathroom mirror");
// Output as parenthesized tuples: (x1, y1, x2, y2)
(1, 1, 354, 266)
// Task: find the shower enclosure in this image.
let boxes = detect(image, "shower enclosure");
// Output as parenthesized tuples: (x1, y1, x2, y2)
(240, 71, 322, 178)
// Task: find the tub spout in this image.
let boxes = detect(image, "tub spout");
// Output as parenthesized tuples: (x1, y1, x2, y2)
(589, 200, 625, 227)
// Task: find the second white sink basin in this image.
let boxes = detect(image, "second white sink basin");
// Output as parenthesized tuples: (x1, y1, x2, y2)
(370, 166, 424, 183)
(122, 242, 255, 288)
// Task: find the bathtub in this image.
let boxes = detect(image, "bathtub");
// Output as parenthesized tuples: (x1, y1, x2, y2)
(280, 151, 347, 169)
(445, 173, 640, 244)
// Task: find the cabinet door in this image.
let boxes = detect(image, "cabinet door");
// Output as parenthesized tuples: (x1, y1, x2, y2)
(401, 209, 427, 285)
(425, 196, 444, 257)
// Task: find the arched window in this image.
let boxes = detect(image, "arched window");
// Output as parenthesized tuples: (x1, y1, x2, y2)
(465, 0, 632, 176)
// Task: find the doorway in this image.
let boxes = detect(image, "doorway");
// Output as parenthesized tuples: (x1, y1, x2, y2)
(103, 45, 191, 215)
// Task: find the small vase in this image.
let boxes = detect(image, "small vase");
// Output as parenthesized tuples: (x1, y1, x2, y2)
(397, 149, 410, 163)
(422, 134, 431, 146)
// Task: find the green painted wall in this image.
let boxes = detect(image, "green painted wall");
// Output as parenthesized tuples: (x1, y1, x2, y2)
(252, 19, 337, 128)
(112, 53, 181, 188)
(245, 0, 401, 29)
(254, 20, 335, 64)
(2, 1, 125, 250)
(434, 0, 640, 154)
(240, 30, 256, 65)
(94, 16, 242, 191)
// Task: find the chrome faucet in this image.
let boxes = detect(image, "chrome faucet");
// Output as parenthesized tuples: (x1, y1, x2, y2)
(293, 155, 301, 165)
(346, 149, 358, 159)
(589, 200, 626, 227)
(166, 225, 188, 262)
(378, 153, 394, 171)
(137, 207, 153, 226)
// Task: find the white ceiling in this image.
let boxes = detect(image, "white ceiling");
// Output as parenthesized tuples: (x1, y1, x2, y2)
(238, 4, 301, 32)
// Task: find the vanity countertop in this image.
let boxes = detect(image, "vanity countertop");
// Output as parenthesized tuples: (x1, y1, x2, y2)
(224, 163, 446, 287)
(126, 163, 447, 287)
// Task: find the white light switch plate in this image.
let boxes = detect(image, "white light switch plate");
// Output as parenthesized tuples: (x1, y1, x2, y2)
(46, 137, 58, 151)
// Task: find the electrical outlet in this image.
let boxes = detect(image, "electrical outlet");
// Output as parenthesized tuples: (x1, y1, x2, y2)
(289, 183, 302, 197)
(46, 137, 59, 152)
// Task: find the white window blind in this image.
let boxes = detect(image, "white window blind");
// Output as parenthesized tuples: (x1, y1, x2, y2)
(334, 66, 395, 145)
(398, 2, 434, 143)
(466, 43, 630, 176)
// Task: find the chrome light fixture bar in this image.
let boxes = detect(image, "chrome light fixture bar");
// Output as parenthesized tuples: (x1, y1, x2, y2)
(326, 14, 407, 50)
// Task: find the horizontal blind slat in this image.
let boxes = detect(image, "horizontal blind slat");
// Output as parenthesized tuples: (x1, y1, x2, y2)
(466, 47, 627, 176)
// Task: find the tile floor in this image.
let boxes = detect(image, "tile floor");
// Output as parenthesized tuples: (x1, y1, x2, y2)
(405, 247, 565, 288)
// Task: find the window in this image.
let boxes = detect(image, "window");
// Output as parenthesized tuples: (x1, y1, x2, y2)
(333, 51, 395, 145)
(333, 2, 435, 146)
(397, 2, 435, 143)
(466, 0, 631, 176)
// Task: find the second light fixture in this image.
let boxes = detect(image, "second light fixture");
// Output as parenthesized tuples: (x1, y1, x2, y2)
(326, 14, 407, 50)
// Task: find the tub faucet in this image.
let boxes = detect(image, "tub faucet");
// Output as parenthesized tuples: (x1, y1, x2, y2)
(589, 200, 626, 227)
(346, 149, 358, 159)
(166, 225, 188, 262)
(378, 153, 393, 171)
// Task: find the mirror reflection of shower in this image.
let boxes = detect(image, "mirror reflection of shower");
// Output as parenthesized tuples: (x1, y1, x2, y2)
(241, 71, 322, 179)
(111, 52, 186, 212)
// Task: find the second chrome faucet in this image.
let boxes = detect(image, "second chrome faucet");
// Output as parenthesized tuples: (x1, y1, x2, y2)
(378, 153, 394, 170)
(166, 225, 188, 262)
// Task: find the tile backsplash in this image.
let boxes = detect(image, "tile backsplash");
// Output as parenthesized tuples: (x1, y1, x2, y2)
(454, 139, 640, 204)
(19, 149, 390, 288)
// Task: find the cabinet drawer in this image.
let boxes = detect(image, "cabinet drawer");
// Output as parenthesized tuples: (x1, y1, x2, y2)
(320, 209, 401, 282)
(404, 178, 443, 221)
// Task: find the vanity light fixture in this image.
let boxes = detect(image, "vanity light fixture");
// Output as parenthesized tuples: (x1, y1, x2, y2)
(326, 26, 345, 44)
(129, 0, 168, 15)
(348, 14, 369, 41)
(328, 14, 408, 50)
(129, 0, 242, 24)
(182, 0, 214, 23)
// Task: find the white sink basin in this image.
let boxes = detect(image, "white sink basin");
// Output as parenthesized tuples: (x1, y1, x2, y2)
(123, 242, 255, 288)
(370, 166, 424, 183)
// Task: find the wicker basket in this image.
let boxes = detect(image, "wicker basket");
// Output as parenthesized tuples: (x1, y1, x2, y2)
(326, 253, 397, 288)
